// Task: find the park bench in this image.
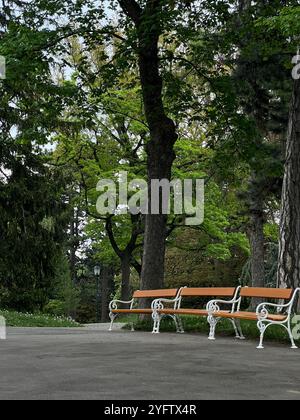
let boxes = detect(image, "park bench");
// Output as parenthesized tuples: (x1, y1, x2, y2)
(151, 287, 241, 336)
(108, 288, 182, 332)
(207, 287, 300, 349)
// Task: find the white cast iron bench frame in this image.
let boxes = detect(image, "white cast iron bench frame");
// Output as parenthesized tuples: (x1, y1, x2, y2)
(151, 287, 242, 336)
(207, 287, 300, 349)
(108, 288, 183, 332)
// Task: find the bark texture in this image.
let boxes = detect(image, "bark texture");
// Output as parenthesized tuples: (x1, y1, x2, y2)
(105, 215, 142, 303)
(248, 177, 265, 309)
(118, 0, 178, 292)
(278, 79, 300, 299)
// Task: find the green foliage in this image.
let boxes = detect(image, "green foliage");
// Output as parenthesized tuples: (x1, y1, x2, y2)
(0, 153, 70, 311)
(261, 6, 300, 37)
(45, 255, 80, 317)
(125, 315, 299, 345)
(1, 0, 296, 320)
(125, 315, 299, 343)
(0, 309, 80, 328)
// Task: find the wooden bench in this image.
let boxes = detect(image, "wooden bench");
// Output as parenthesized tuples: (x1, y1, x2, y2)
(108, 288, 182, 332)
(151, 287, 240, 335)
(207, 287, 300, 349)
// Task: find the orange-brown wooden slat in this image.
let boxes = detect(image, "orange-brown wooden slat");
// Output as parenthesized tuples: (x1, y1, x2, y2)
(158, 308, 210, 316)
(240, 287, 293, 300)
(132, 289, 178, 299)
(180, 287, 236, 297)
(112, 309, 153, 314)
(212, 310, 287, 322)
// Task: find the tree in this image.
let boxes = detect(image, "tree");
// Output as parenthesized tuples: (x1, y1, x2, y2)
(51, 70, 146, 302)
(0, 3, 78, 311)
(116, 0, 179, 291)
(278, 78, 300, 294)
(184, 1, 292, 304)
(262, 6, 300, 300)
(0, 145, 70, 311)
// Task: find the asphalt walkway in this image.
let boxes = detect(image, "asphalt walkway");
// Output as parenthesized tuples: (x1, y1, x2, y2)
(0, 327, 299, 400)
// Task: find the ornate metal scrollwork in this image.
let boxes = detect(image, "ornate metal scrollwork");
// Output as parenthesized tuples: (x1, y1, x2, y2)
(257, 305, 269, 320)
(109, 301, 118, 311)
(207, 301, 220, 315)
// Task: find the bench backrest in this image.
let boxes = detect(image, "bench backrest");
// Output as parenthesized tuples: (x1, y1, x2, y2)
(180, 287, 237, 297)
(132, 289, 179, 299)
(240, 287, 293, 300)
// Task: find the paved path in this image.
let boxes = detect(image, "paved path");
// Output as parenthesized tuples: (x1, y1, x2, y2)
(0, 327, 299, 400)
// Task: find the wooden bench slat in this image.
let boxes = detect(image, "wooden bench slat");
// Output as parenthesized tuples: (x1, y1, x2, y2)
(180, 287, 236, 297)
(132, 289, 178, 299)
(158, 308, 210, 316)
(240, 287, 293, 300)
(213, 310, 287, 322)
(112, 309, 153, 314)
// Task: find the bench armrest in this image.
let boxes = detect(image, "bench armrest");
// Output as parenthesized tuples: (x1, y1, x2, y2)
(256, 301, 291, 320)
(151, 297, 181, 311)
(207, 297, 240, 314)
(109, 299, 134, 311)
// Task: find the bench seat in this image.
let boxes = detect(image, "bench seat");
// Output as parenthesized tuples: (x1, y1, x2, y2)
(152, 287, 239, 334)
(207, 287, 300, 348)
(212, 310, 287, 322)
(109, 288, 181, 331)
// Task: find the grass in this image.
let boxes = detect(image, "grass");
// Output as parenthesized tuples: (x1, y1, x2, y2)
(0, 309, 81, 328)
(121, 314, 300, 345)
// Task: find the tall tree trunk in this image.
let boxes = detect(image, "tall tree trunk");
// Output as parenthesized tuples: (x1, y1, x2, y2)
(105, 215, 141, 305)
(101, 266, 115, 322)
(278, 79, 300, 307)
(138, 10, 177, 292)
(236, 0, 267, 303)
(120, 252, 131, 303)
(248, 176, 265, 309)
(118, 1, 178, 295)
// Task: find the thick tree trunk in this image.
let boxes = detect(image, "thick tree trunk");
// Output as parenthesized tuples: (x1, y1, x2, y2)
(137, 9, 177, 292)
(120, 252, 131, 303)
(141, 137, 176, 290)
(248, 178, 265, 309)
(118, 1, 178, 294)
(278, 79, 300, 306)
(236, 0, 267, 305)
(249, 211, 265, 288)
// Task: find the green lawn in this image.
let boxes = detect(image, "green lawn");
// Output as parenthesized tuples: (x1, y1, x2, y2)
(0, 309, 81, 328)
(121, 314, 300, 345)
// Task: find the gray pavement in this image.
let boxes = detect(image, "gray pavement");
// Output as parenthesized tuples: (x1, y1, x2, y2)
(0, 327, 300, 400)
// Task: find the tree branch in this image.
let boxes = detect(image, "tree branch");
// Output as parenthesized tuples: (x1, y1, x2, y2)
(105, 216, 123, 259)
(118, 0, 142, 25)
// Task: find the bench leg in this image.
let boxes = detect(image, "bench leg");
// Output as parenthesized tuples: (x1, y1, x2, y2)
(173, 315, 184, 334)
(109, 312, 117, 331)
(152, 312, 161, 334)
(257, 320, 267, 349)
(234, 319, 245, 340)
(231, 319, 240, 339)
(286, 323, 298, 349)
(208, 316, 220, 340)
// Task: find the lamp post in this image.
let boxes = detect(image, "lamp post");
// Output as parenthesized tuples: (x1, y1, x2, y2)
(94, 265, 101, 323)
